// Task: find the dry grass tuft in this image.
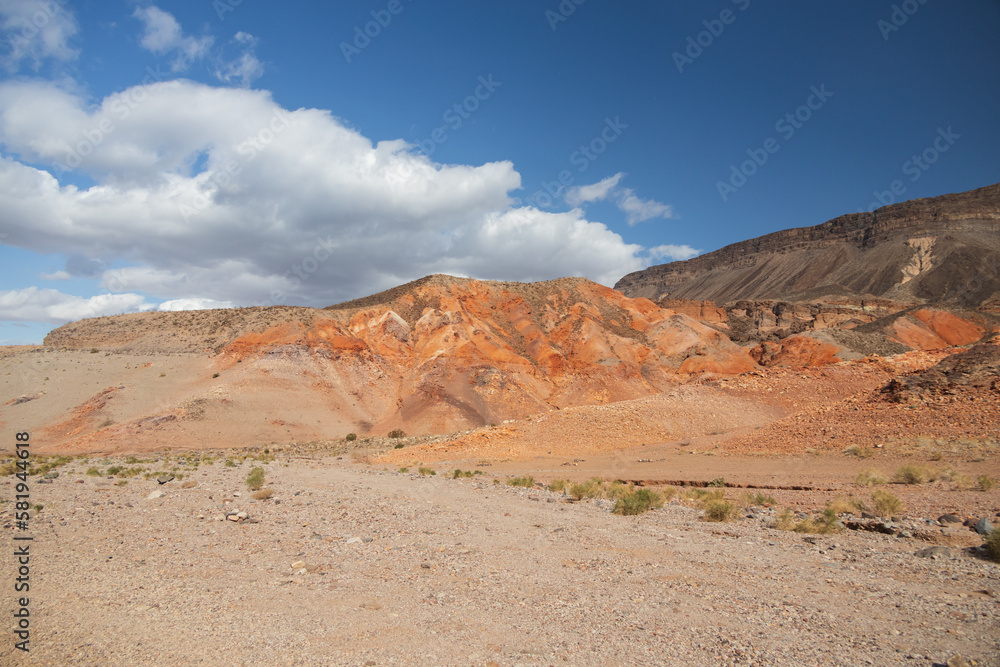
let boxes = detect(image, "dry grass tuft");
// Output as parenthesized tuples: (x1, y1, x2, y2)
(871, 488, 904, 516)
(251, 488, 274, 500)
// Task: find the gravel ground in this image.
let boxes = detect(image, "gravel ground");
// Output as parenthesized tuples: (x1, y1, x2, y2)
(2, 455, 998, 666)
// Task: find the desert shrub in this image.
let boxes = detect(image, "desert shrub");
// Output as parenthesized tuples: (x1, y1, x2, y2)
(418, 467, 436, 476)
(398, 467, 409, 473)
(843, 445, 873, 458)
(452, 469, 474, 479)
(605, 481, 634, 500)
(224, 459, 236, 468)
(702, 499, 739, 522)
(394, 443, 404, 449)
(740, 491, 776, 507)
(251, 488, 274, 500)
(986, 529, 1000, 563)
(569, 478, 604, 500)
(613, 489, 664, 516)
(246, 466, 265, 491)
(85, 467, 101, 476)
(659, 486, 678, 501)
(771, 509, 797, 531)
(855, 469, 886, 486)
(707, 477, 726, 488)
(548, 479, 568, 493)
(345, 433, 358, 442)
(682, 488, 725, 504)
(978, 475, 996, 492)
(0, 461, 17, 476)
(939, 466, 972, 489)
(826, 496, 864, 515)
(106, 466, 123, 476)
(894, 464, 936, 485)
(507, 476, 535, 488)
(772, 508, 841, 534)
(871, 488, 904, 516)
(388, 429, 406, 439)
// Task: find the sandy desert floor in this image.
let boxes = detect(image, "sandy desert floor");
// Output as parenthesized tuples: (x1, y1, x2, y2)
(1, 450, 998, 666)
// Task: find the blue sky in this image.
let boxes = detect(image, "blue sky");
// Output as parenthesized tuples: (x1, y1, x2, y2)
(1, 0, 999, 344)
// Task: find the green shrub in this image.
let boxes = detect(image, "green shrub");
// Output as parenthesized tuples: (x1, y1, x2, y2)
(871, 488, 904, 516)
(707, 477, 726, 488)
(418, 467, 435, 476)
(569, 478, 604, 500)
(224, 459, 236, 467)
(388, 429, 406, 439)
(452, 469, 474, 479)
(394, 443, 405, 449)
(702, 499, 739, 522)
(345, 433, 357, 442)
(977, 475, 995, 492)
(399, 467, 409, 473)
(613, 489, 664, 516)
(85, 467, 101, 476)
(548, 479, 568, 493)
(605, 480, 634, 500)
(855, 469, 886, 486)
(106, 466, 123, 476)
(894, 464, 936, 485)
(507, 476, 534, 488)
(740, 491, 776, 507)
(986, 529, 1000, 563)
(771, 508, 841, 534)
(246, 466, 265, 491)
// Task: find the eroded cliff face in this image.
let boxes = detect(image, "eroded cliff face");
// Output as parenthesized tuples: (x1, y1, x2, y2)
(615, 183, 1000, 306)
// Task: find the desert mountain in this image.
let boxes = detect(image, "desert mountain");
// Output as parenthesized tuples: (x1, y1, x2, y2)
(615, 183, 1000, 359)
(25, 276, 755, 451)
(616, 182, 1000, 307)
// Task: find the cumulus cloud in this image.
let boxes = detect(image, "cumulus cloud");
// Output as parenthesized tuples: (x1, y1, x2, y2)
(648, 244, 700, 262)
(0, 287, 152, 324)
(0, 79, 646, 314)
(214, 31, 263, 87)
(133, 5, 213, 72)
(566, 172, 674, 225)
(0, 0, 79, 71)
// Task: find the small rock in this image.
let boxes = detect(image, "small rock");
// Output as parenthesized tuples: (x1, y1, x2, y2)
(362, 537, 373, 543)
(346, 537, 362, 544)
(37, 479, 52, 484)
(157, 475, 174, 485)
(915, 546, 952, 559)
(974, 517, 994, 536)
(236, 511, 248, 520)
(897, 530, 913, 539)
(43, 471, 58, 479)
(226, 514, 240, 522)
(947, 654, 973, 667)
(938, 513, 962, 525)
(146, 490, 165, 500)
(291, 560, 305, 569)
(861, 511, 877, 519)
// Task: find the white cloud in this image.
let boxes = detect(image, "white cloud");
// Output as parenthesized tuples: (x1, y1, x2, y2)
(133, 6, 213, 72)
(565, 172, 674, 225)
(0, 0, 79, 72)
(0, 79, 646, 315)
(214, 31, 263, 87)
(648, 244, 700, 262)
(157, 297, 233, 311)
(565, 172, 624, 207)
(40, 270, 71, 280)
(0, 287, 234, 325)
(617, 188, 673, 225)
(0, 287, 152, 324)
